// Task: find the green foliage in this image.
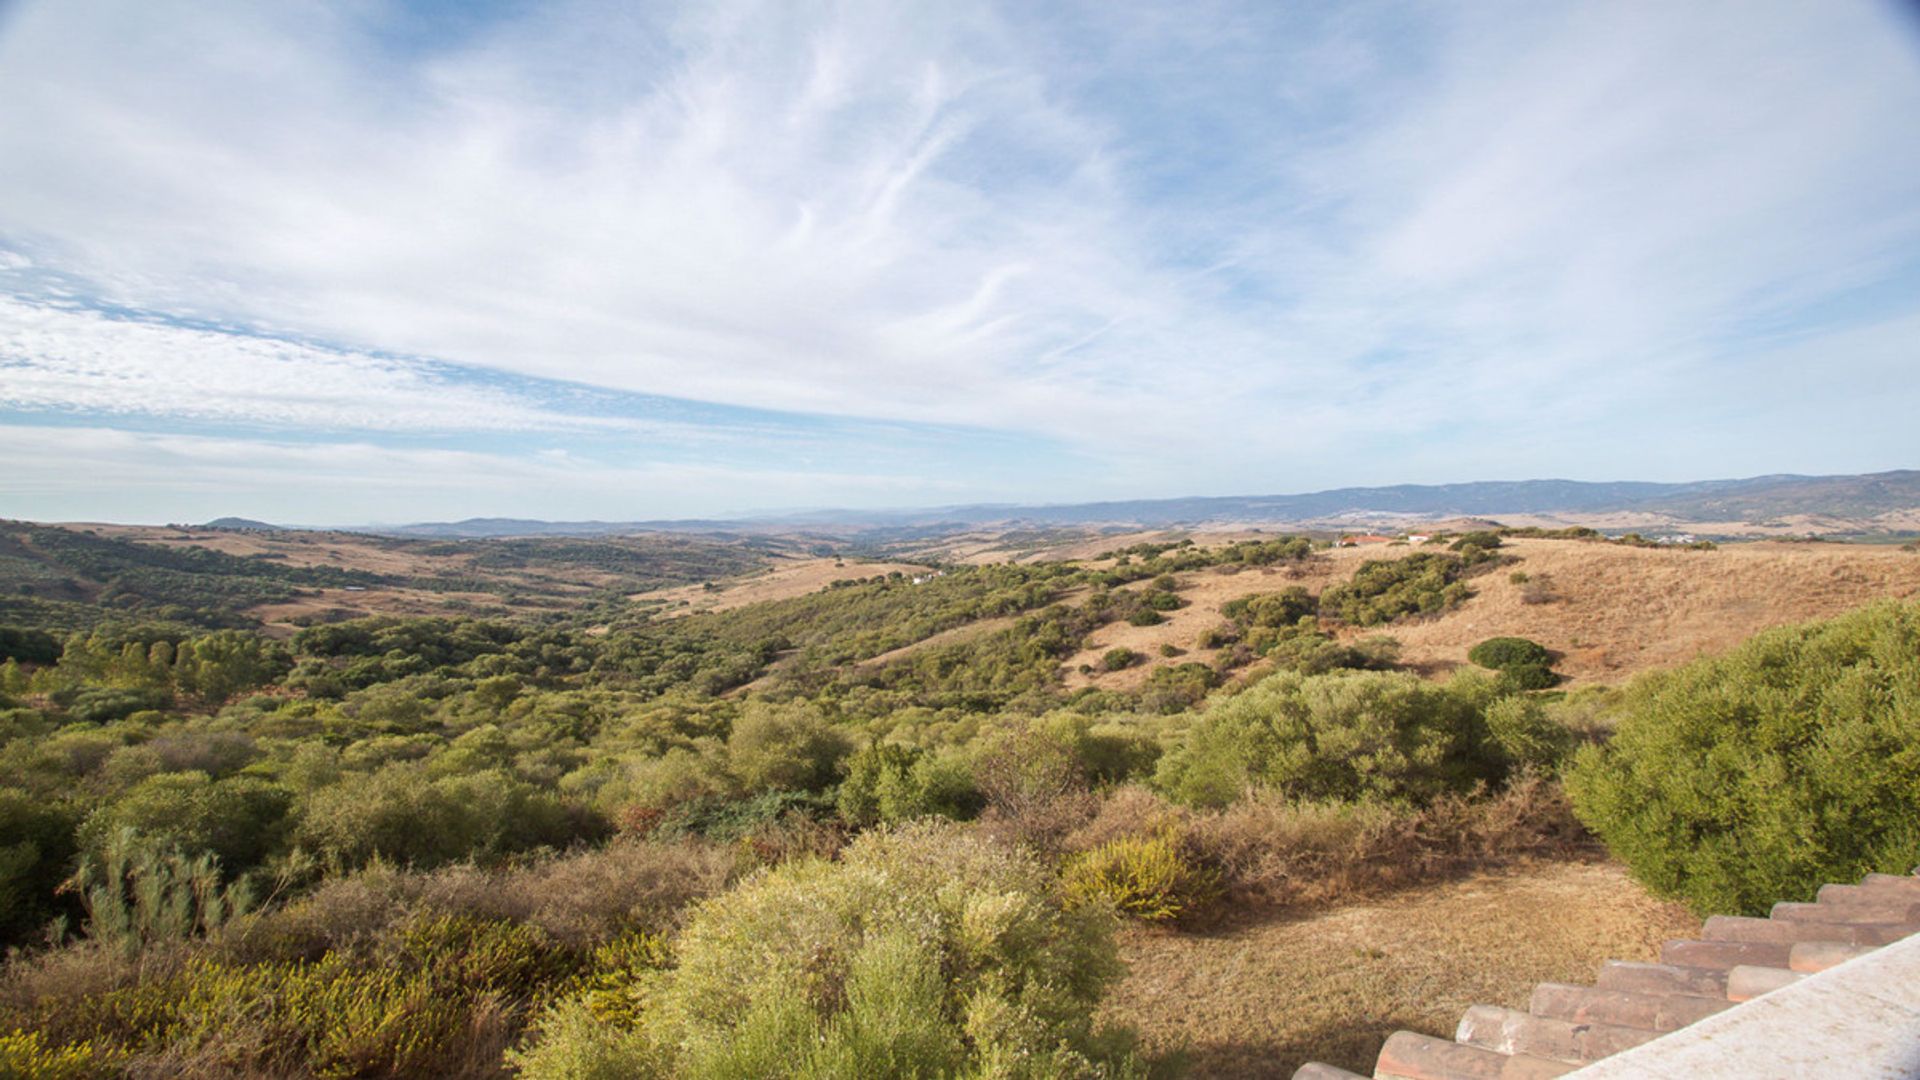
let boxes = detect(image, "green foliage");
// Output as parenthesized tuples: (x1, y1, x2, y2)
(1318, 553, 1472, 626)
(1101, 648, 1137, 672)
(1221, 587, 1315, 629)
(1482, 695, 1575, 773)
(1467, 636, 1551, 670)
(298, 766, 585, 869)
(516, 823, 1140, 1078)
(1155, 670, 1507, 808)
(1138, 662, 1220, 714)
(1468, 636, 1560, 689)
(39, 913, 577, 1077)
(71, 827, 255, 954)
(724, 701, 850, 793)
(836, 744, 981, 827)
(1568, 601, 1920, 915)
(1448, 531, 1504, 557)
(0, 626, 60, 664)
(84, 772, 293, 873)
(1061, 832, 1218, 922)
(0, 788, 80, 945)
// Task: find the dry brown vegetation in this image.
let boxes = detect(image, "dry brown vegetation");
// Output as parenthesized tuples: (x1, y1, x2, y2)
(1103, 859, 1698, 1078)
(627, 554, 933, 617)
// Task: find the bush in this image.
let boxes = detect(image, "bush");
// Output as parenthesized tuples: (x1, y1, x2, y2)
(1101, 648, 1138, 672)
(1319, 553, 1471, 626)
(1467, 636, 1551, 671)
(1482, 695, 1574, 772)
(1221, 587, 1315, 629)
(82, 772, 292, 874)
(726, 701, 851, 793)
(1568, 601, 1920, 914)
(0, 789, 80, 945)
(1125, 609, 1163, 627)
(514, 824, 1141, 1077)
(298, 766, 583, 869)
(836, 744, 980, 827)
(1155, 670, 1506, 808)
(1468, 636, 1559, 689)
(0, 1029, 108, 1079)
(30, 914, 566, 1077)
(1062, 832, 1217, 922)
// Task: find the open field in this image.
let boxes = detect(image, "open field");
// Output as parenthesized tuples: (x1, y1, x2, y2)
(628, 554, 935, 617)
(1104, 859, 1699, 1078)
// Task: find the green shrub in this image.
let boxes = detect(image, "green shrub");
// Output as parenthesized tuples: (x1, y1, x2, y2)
(1221, 587, 1315, 629)
(1139, 663, 1220, 713)
(1101, 648, 1137, 672)
(836, 744, 980, 827)
(1568, 601, 1920, 914)
(40, 914, 571, 1076)
(1467, 636, 1550, 671)
(82, 772, 292, 874)
(71, 828, 254, 954)
(1155, 670, 1505, 808)
(298, 766, 581, 869)
(725, 701, 851, 793)
(1482, 695, 1574, 772)
(0, 788, 79, 946)
(1468, 637, 1559, 689)
(1319, 553, 1472, 626)
(1125, 609, 1163, 627)
(1061, 832, 1218, 922)
(513, 823, 1140, 1078)
(1496, 663, 1558, 691)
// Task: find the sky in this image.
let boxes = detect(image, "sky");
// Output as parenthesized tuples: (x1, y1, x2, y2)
(1, 0, 1918, 525)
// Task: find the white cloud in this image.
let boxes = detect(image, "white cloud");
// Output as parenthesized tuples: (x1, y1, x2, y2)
(0, 296, 622, 432)
(0, 0, 1915, 509)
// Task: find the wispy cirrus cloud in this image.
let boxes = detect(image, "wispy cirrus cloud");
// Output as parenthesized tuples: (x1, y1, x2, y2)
(0, 0, 1916, 522)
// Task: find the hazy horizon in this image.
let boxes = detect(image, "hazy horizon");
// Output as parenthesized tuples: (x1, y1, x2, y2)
(4, 1, 1920, 523)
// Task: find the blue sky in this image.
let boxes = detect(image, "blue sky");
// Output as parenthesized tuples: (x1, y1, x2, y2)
(1, 0, 1917, 524)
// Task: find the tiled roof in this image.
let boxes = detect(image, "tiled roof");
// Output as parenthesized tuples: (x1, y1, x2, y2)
(1292, 871, 1920, 1079)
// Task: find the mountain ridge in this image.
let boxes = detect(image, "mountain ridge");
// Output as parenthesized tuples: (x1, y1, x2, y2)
(363, 469, 1920, 538)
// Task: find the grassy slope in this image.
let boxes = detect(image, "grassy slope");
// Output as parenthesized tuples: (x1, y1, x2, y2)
(1062, 537, 1920, 691)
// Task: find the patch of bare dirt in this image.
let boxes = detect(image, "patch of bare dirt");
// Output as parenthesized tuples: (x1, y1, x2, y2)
(1102, 859, 1698, 1078)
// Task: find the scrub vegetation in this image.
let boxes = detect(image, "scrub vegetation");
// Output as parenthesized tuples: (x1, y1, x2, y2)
(0, 523, 1913, 1076)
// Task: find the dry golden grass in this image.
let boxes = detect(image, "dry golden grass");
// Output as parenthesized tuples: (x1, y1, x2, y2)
(1377, 538, 1920, 685)
(1063, 538, 1920, 690)
(628, 554, 932, 617)
(1103, 858, 1699, 1078)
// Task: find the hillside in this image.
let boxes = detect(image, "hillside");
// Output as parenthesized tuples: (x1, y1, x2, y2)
(0, 520, 781, 633)
(2, 518, 1916, 1077)
(1061, 537, 1920, 691)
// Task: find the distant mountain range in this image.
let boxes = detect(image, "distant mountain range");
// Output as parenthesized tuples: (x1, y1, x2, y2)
(319, 469, 1919, 538)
